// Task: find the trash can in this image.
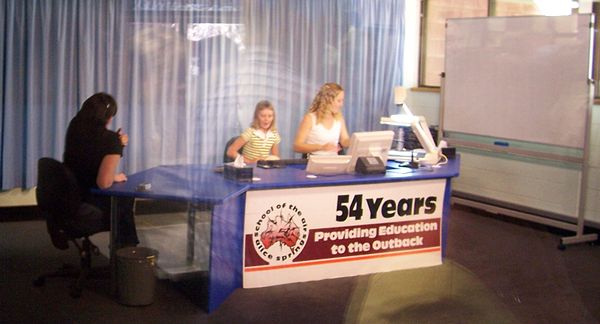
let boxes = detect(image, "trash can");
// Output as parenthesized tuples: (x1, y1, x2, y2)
(116, 247, 158, 306)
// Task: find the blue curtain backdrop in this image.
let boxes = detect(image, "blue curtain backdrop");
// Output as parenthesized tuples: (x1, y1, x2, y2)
(0, 0, 405, 189)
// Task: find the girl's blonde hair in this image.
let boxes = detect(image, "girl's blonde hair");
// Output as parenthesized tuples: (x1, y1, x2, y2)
(308, 83, 344, 122)
(251, 100, 276, 131)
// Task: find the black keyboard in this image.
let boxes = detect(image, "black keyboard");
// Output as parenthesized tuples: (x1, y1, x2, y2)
(257, 158, 308, 168)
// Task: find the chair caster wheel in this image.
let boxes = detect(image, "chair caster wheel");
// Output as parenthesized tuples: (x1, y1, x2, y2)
(69, 285, 82, 298)
(33, 277, 45, 287)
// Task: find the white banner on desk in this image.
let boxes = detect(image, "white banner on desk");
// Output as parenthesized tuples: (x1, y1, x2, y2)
(243, 179, 446, 288)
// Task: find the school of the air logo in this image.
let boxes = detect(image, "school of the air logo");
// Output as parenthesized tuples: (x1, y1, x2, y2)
(252, 202, 308, 264)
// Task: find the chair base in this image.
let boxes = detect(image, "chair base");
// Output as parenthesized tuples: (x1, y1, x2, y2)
(33, 263, 81, 297)
(33, 237, 108, 298)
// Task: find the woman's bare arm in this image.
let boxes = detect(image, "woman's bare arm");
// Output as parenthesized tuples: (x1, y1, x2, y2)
(226, 137, 247, 160)
(97, 154, 123, 189)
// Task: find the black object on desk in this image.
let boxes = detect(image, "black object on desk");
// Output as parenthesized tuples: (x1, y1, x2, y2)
(257, 158, 308, 169)
(355, 156, 386, 174)
(442, 147, 456, 158)
(224, 164, 253, 182)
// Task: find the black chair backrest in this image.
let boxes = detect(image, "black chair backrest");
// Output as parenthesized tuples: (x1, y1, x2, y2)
(36, 158, 81, 220)
(223, 136, 243, 163)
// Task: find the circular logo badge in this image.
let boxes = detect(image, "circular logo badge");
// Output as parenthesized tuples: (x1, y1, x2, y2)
(252, 203, 308, 264)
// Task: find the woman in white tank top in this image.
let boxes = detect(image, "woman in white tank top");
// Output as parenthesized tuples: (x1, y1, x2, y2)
(294, 83, 350, 156)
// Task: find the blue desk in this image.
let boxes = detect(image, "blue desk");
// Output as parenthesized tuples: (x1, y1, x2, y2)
(96, 157, 460, 312)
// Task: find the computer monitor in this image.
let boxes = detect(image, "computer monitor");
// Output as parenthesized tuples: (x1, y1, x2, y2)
(346, 130, 395, 173)
(384, 86, 443, 166)
(401, 105, 442, 166)
(305, 155, 352, 175)
(381, 105, 443, 166)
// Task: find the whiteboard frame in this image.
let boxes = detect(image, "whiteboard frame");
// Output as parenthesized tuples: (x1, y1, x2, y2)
(442, 14, 593, 150)
(441, 14, 597, 246)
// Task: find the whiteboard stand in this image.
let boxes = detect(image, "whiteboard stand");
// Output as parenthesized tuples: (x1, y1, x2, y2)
(438, 72, 446, 145)
(558, 79, 597, 249)
(440, 14, 598, 249)
(444, 79, 598, 249)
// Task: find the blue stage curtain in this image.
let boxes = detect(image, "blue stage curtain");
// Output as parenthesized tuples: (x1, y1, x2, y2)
(0, 0, 404, 189)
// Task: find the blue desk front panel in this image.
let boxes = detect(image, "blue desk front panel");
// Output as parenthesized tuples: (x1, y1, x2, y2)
(209, 194, 245, 313)
(441, 178, 453, 257)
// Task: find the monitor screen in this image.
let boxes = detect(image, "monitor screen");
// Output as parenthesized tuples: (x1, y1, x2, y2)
(346, 130, 394, 173)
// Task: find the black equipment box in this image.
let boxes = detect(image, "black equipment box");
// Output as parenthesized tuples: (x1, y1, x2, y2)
(224, 164, 253, 182)
(355, 156, 386, 175)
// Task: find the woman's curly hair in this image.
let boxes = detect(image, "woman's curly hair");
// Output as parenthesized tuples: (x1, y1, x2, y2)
(308, 83, 343, 122)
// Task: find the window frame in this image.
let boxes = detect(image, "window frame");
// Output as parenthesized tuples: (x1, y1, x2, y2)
(418, 0, 598, 100)
(593, 3, 600, 102)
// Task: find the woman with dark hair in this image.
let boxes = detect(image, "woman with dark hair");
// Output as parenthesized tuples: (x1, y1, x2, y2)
(63, 92, 138, 247)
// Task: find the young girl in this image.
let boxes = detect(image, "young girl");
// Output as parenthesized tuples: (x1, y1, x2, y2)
(294, 82, 350, 155)
(227, 100, 281, 163)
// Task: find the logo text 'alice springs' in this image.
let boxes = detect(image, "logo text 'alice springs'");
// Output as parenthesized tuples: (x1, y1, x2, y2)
(253, 203, 308, 263)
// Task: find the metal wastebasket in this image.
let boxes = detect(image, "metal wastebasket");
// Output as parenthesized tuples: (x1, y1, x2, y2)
(116, 247, 158, 306)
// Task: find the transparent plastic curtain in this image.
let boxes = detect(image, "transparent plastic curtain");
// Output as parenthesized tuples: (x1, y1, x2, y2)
(0, 0, 132, 189)
(237, 1, 406, 161)
(0, 0, 404, 189)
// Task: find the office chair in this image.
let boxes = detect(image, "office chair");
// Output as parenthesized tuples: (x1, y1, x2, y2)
(223, 136, 243, 163)
(33, 157, 108, 298)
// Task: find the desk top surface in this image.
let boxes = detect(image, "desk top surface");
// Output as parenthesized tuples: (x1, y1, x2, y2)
(94, 156, 460, 204)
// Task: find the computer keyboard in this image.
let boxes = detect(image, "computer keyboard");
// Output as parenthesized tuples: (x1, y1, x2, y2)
(388, 149, 426, 162)
(256, 158, 308, 168)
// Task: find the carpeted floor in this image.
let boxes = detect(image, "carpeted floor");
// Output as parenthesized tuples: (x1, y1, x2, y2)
(1, 204, 599, 323)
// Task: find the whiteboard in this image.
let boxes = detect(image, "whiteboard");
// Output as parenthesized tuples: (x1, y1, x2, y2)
(443, 14, 593, 149)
